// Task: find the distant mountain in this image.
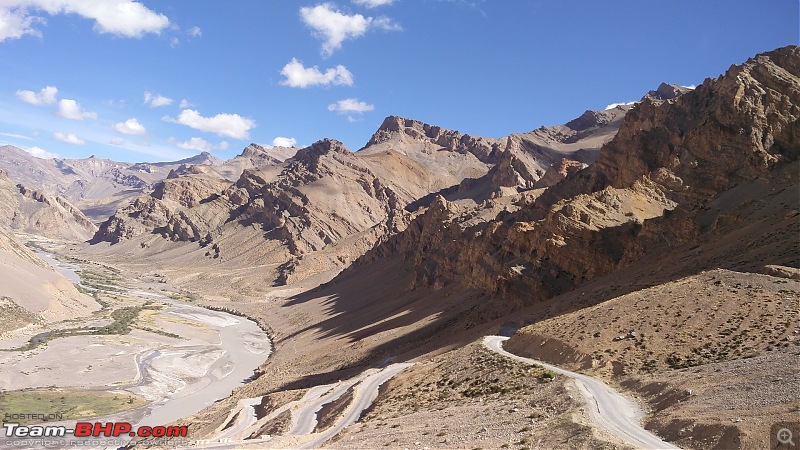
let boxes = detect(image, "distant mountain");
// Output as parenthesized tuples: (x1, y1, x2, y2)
(0, 169, 97, 241)
(212, 144, 297, 181)
(360, 102, 635, 211)
(134, 151, 224, 168)
(85, 89, 657, 293)
(0, 146, 293, 223)
(643, 82, 694, 100)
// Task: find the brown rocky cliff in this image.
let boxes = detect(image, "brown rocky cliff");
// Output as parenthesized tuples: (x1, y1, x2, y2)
(349, 45, 800, 312)
(0, 171, 98, 240)
(598, 49, 798, 194)
(92, 139, 411, 285)
(533, 158, 586, 189)
(644, 82, 694, 101)
(233, 139, 408, 255)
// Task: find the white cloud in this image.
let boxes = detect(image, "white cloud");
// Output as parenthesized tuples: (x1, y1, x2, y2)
(110, 137, 125, 145)
(272, 136, 297, 147)
(16, 85, 58, 105)
(144, 91, 173, 107)
(328, 98, 374, 113)
(300, 3, 401, 57)
(187, 26, 201, 37)
(56, 99, 97, 120)
(52, 131, 85, 145)
(169, 137, 228, 152)
(113, 117, 146, 135)
(174, 137, 211, 152)
(680, 84, 696, 90)
(0, 131, 32, 140)
(163, 109, 255, 139)
(352, 0, 395, 7)
(24, 146, 57, 158)
(605, 101, 637, 110)
(178, 99, 192, 108)
(0, 7, 44, 41)
(0, 0, 170, 42)
(279, 58, 353, 88)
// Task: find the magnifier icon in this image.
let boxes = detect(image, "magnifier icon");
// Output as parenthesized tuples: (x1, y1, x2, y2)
(778, 428, 795, 446)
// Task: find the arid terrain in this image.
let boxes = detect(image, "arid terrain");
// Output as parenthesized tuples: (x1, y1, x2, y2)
(0, 46, 798, 450)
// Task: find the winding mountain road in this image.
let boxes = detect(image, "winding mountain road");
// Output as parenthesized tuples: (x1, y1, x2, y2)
(289, 377, 367, 435)
(297, 363, 413, 449)
(199, 362, 413, 449)
(483, 336, 679, 450)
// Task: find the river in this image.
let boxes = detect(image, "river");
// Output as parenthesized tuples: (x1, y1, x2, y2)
(24, 251, 273, 439)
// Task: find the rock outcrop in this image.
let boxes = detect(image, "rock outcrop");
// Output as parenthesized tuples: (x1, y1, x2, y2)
(533, 158, 586, 189)
(366, 116, 505, 163)
(92, 139, 411, 285)
(0, 146, 233, 223)
(0, 170, 98, 241)
(644, 82, 695, 101)
(349, 46, 800, 314)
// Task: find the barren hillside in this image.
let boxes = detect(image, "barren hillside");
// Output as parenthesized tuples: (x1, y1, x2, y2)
(0, 169, 97, 241)
(0, 146, 293, 223)
(0, 228, 99, 336)
(162, 46, 799, 449)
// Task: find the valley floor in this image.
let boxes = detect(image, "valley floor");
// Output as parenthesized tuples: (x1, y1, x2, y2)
(0, 238, 271, 448)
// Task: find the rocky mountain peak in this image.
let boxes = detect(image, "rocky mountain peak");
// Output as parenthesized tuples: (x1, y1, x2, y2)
(176, 151, 223, 167)
(593, 45, 800, 194)
(290, 139, 352, 172)
(241, 143, 269, 157)
(367, 115, 502, 163)
(644, 82, 694, 101)
(305, 138, 351, 156)
(238, 143, 297, 163)
(565, 110, 617, 132)
(367, 116, 436, 146)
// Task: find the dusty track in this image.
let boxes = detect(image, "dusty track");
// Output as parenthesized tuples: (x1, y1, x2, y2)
(484, 336, 679, 450)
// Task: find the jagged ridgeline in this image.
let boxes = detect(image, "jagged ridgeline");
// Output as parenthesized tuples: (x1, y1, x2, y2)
(85, 92, 635, 291)
(4, 47, 795, 305)
(0, 45, 796, 450)
(351, 45, 799, 312)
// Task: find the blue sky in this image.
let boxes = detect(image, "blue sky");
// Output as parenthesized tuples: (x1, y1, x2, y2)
(0, 1, 796, 162)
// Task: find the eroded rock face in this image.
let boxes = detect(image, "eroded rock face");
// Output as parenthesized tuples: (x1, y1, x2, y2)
(92, 139, 411, 285)
(151, 174, 228, 208)
(367, 116, 505, 163)
(231, 139, 408, 256)
(92, 196, 172, 244)
(533, 158, 586, 189)
(352, 46, 800, 311)
(0, 170, 97, 241)
(644, 82, 695, 101)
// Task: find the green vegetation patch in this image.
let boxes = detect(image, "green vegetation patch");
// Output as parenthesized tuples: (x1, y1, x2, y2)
(5, 301, 165, 352)
(0, 390, 147, 425)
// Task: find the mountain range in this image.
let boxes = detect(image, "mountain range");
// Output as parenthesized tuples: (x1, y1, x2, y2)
(0, 45, 797, 449)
